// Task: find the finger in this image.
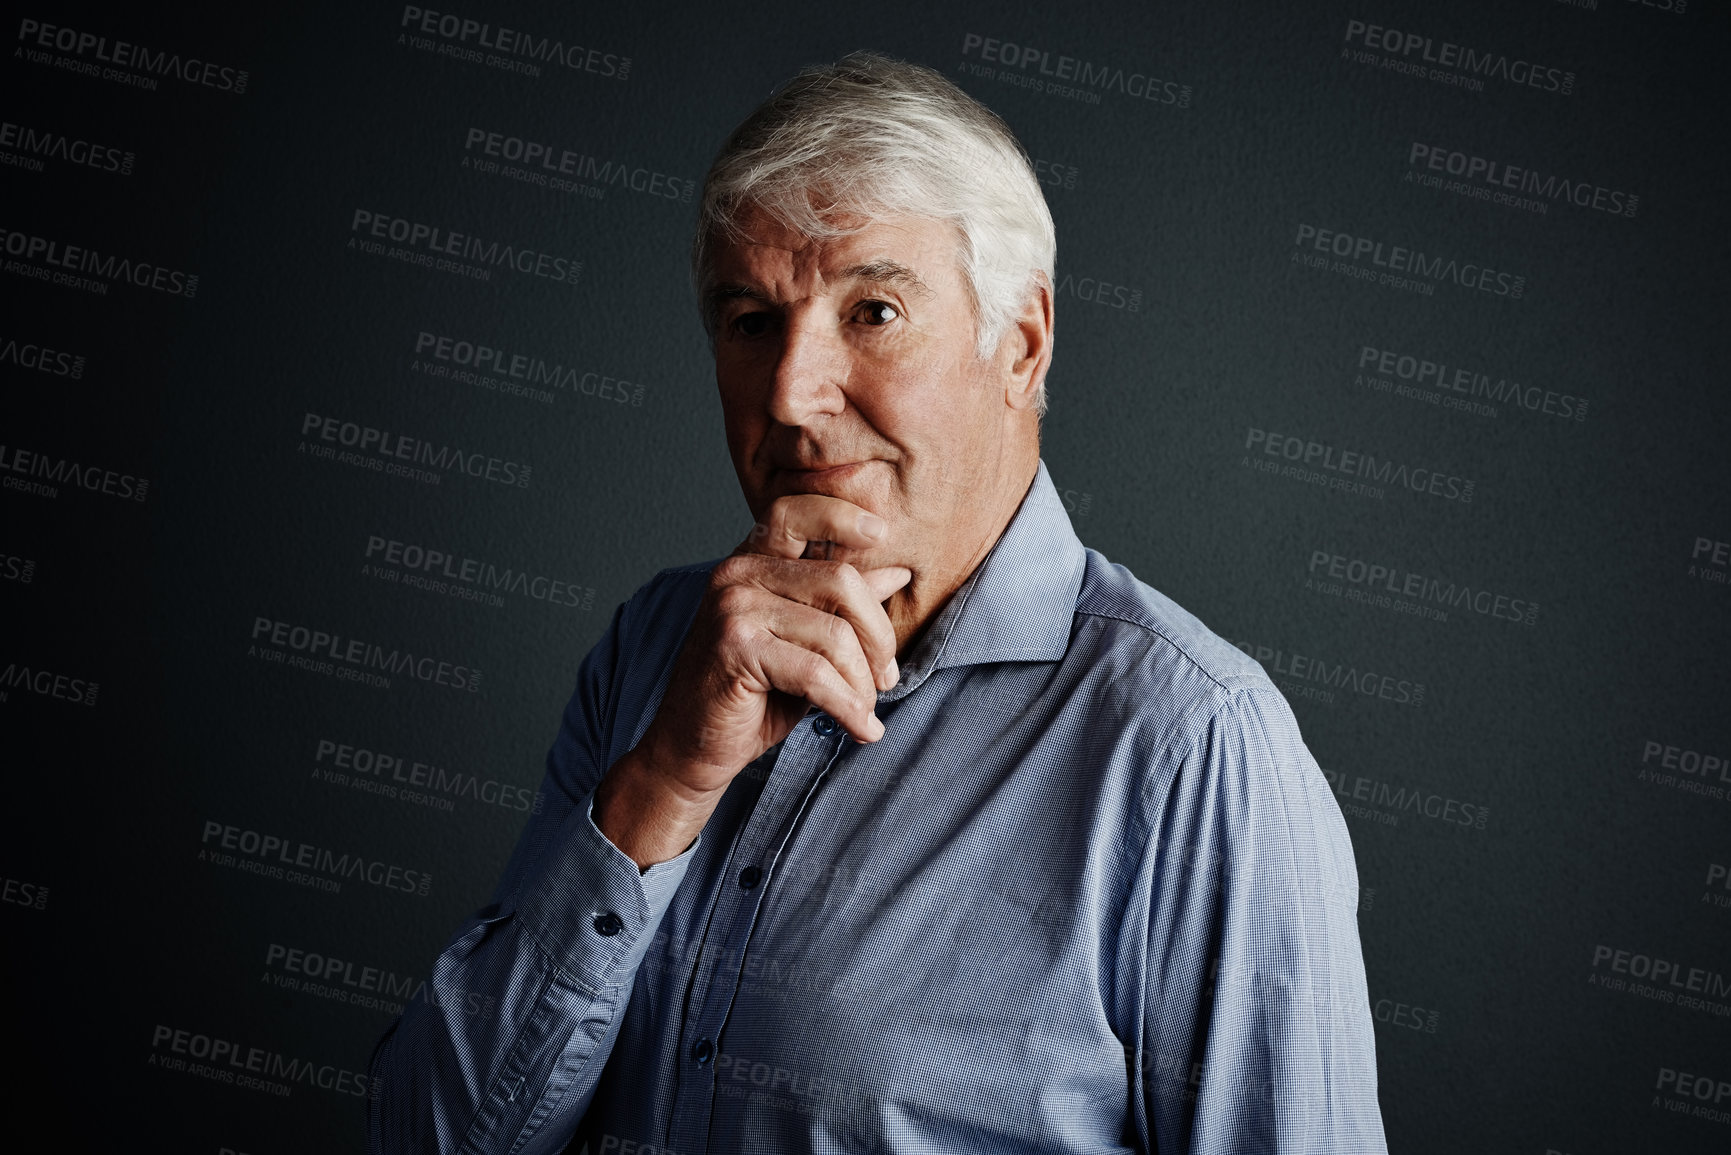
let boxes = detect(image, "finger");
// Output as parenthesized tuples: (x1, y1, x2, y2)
(728, 585, 879, 704)
(861, 565, 913, 603)
(739, 494, 887, 559)
(711, 555, 909, 689)
(746, 560, 907, 690)
(859, 566, 912, 689)
(753, 634, 884, 742)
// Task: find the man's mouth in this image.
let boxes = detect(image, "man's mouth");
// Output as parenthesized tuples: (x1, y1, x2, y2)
(784, 461, 870, 485)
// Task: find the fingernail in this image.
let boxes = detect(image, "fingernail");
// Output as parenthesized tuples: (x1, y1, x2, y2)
(867, 714, 885, 741)
(885, 658, 900, 687)
(856, 511, 886, 540)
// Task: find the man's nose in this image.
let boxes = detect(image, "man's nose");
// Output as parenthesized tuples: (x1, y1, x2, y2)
(767, 314, 847, 426)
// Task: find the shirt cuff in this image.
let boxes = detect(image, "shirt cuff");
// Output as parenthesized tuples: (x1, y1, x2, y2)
(513, 786, 701, 990)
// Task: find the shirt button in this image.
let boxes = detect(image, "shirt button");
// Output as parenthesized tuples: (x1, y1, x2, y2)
(592, 912, 624, 937)
(691, 1038, 715, 1064)
(812, 714, 838, 737)
(738, 865, 762, 889)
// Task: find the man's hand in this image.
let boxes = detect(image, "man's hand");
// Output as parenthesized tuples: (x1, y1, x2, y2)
(593, 495, 911, 867)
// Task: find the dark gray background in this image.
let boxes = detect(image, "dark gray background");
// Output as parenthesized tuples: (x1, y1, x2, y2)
(3, 1, 1727, 1151)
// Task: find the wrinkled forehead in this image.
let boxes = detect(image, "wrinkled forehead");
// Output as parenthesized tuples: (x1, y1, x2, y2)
(703, 206, 961, 301)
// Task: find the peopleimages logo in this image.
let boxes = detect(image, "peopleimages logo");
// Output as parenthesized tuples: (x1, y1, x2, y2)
(0, 659, 99, 706)
(314, 736, 537, 814)
(348, 210, 581, 286)
(1407, 142, 1637, 218)
(0, 552, 37, 584)
(1323, 768, 1490, 831)
(16, 19, 250, 94)
(1293, 223, 1525, 298)
(1356, 344, 1587, 423)
(1307, 549, 1539, 626)
(364, 534, 595, 611)
(149, 1024, 374, 1101)
(265, 942, 424, 1014)
(1372, 995, 1440, 1034)
(1244, 427, 1475, 503)
(463, 128, 693, 202)
(1653, 1067, 1731, 1126)
(960, 32, 1191, 107)
(1032, 157, 1080, 192)
(0, 119, 133, 176)
(1589, 945, 1731, 1024)
(1639, 739, 1730, 799)
(2, 873, 49, 911)
(0, 444, 148, 502)
(0, 333, 86, 378)
(299, 412, 530, 489)
(1591, 945, 1731, 1001)
(1341, 18, 1575, 95)
(0, 226, 197, 297)
(249, 616, 482, 693)
(413, 331, 645, 407)
(1055, 270, 1142, 312)
(1690, 536, 1729, 586)
(200, 819, 434, 897)
(399, 6, 629, 79)
(1623, 0, 1688, 15)
(1227, 637, 1425, 707)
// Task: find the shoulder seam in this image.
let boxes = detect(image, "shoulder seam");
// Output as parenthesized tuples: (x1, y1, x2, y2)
(1074, 606, 1266, 696)
(1130, 681, 1295, 877)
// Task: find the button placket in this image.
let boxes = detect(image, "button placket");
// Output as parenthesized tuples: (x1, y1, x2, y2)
(667, 725, 835, 1151)
(694, 735, 847, 1026)
(668, 723, 851, 1155)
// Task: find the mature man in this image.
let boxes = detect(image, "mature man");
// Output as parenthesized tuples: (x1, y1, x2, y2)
(370, 52, 1387, 1154)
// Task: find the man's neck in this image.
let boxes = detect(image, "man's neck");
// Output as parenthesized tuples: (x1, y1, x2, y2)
(886, 456, 1040, 659)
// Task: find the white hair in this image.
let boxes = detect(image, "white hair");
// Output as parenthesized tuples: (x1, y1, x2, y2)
(692, 50, 1057, 416)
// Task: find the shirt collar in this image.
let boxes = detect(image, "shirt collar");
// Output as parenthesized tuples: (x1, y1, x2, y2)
(879, 458, 1086, 703)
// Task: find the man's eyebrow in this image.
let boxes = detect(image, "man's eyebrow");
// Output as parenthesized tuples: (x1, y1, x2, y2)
(702, 283, 769, 330)
(838, 260, 935, 298)
(703, 261, 934, 329)
(706, 283, 769, 307)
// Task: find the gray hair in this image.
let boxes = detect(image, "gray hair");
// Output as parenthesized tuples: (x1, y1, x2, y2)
(692, 50, 1056, 416)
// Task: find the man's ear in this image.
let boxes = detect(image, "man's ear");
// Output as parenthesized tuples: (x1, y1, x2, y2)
(1002, 272, 1054, 413)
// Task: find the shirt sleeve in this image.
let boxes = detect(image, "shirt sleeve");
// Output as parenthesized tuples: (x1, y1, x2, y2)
(1119, 685, 1389, 1154)
(367, 596, 701, 1155)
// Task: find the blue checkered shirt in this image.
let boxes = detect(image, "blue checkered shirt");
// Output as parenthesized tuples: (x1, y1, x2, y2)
(369, 459, 1388, 1154)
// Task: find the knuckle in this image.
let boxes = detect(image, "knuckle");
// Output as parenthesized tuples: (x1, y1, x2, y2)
(796, 649, 828, 684)
(768, 502, 801, 546)
(821, 612, 847, 646)
(714, 583, 752, 616)
(711, 555, 750, 587)
(716, 613, 757, 651)
(826, 562, 864, 605)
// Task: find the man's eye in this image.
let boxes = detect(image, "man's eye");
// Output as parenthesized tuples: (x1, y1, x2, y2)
(731, 312, 772, 338)
(855, 300, 900, 326)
